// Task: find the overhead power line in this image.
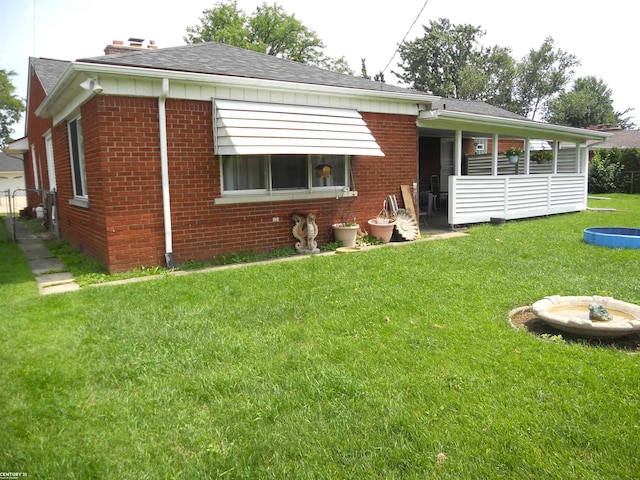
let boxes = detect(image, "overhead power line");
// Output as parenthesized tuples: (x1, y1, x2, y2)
(380, 0, 430, 77)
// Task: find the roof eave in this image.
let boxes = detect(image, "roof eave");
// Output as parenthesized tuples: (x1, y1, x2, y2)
(5, 136, 29, 154)
(37, 62, 439, 119)
(419, 109, 612, 143)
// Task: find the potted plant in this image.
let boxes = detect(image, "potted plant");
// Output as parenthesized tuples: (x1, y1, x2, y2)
(367, 209, 396, 244)
(332, 214, 359, 248)
(531, 150, 553, 164)
(503, 146, 523, 164)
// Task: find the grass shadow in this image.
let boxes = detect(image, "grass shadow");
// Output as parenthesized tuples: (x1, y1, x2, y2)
(511, 307, 640, 352)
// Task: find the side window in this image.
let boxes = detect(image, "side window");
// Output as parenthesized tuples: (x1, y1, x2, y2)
(222, 155, 267, 192)
(68, 117, 87, 198)
(221, 154, 349, 194)
(311, 155, 347, 188)
(271, 155, 307, 190)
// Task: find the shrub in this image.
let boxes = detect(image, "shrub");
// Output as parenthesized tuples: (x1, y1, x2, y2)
(589, 150, 629, 193)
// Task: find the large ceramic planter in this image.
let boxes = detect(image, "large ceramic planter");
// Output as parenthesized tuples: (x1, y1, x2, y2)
(367, 218, 396, 244)
(332, 223, 359, 248)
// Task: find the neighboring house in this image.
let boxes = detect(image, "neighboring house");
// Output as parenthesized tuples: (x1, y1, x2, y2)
(0, 153, 26, 214)
(22, 40, 609, 273)
(590, 128, 640, 149)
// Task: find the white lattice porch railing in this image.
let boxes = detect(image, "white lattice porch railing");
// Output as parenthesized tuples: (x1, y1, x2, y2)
(448, 174, 587, 226)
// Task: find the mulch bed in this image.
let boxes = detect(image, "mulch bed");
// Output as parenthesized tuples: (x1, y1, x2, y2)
(509, 307, 640, 353)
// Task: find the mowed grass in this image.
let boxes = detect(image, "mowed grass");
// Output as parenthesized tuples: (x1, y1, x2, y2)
(1, 195, 640, 478)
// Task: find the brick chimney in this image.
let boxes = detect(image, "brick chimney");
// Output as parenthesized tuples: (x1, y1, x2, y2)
(104, 38, 158, 55)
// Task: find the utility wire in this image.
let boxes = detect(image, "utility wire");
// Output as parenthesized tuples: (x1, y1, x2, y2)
(380, 0, 430, 76)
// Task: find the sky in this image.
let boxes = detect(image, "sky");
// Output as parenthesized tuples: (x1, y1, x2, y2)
(1, 0, 637, 139)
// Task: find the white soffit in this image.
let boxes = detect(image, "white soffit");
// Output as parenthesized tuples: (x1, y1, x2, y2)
(214, 99, 384, 156)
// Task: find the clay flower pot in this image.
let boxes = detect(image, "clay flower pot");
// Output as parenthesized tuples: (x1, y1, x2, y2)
(367, 218, 396, 244)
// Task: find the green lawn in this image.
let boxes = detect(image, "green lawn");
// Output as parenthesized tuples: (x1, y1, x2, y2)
(2, 195, 640, 479)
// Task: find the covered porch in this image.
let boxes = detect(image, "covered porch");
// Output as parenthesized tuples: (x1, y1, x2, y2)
(416, 101, 611, 227)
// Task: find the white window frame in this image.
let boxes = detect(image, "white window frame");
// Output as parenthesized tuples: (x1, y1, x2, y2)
(67, 116, 88, 205)
(44, 131, 56, 191)
(30, 144, 40, 190)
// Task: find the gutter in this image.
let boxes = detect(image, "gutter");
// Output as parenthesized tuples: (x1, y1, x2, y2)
(158, 78, 174, 269)
(419, 109, 612, 143)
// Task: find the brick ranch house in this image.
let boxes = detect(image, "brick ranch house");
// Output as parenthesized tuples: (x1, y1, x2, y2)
(15, 40, 609, 273)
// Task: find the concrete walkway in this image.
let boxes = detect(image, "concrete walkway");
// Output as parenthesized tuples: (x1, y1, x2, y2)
(6, 217, 80, 295)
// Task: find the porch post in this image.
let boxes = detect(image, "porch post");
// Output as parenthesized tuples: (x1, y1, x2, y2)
(492, 133, 499, 176)
(580, 144, 588, 174)
(524, 138, 531, 175)
(454, 129, 462, 176)
(575, 142, 581, 173)
(552, 141, 559, 175)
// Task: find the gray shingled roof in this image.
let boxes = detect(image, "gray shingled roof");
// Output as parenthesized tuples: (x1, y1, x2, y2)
(0, 153, 24, 172)
(30, 57, 70, 94)
(432, 97, 527, 121)
(598, 129, 640, 149)
(78, 41, 430, 97)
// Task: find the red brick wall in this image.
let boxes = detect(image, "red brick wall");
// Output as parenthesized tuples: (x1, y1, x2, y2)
(94, 96, 165, 271)
(355, 112, 418, 217)
(52, 102, 107, 266)
(54, 96, 418, 273)
(25, 68, 54, 210)
(487, 139, 526, 155)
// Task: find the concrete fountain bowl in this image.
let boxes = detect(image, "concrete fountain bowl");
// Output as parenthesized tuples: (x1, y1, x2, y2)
(531, 295, 640, 339)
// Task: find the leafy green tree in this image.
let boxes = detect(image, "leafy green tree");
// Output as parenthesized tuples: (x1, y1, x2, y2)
(0, 68, 24, 149)
(615, 108, 636, 130)
(360, 58, 385, 83)
(546, 76, 618, 127)
(514, 37, 580, 120)
(395, 18, 486, 96)
(184, 1, 352, 74)
(360, 58, 371, 80)
(457, 45, 517, 110)
(184, 0, 249, 48)
(589, 149, 629, 193)
(395, 18, 516, 109)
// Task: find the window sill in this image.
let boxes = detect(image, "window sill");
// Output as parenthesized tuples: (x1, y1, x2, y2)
(69, 197, 90, 208)
(214, 190, 358, 205)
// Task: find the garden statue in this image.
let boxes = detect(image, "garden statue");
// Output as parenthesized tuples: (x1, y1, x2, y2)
(292, 213, 320, 254)
(589, 303, 613, 322)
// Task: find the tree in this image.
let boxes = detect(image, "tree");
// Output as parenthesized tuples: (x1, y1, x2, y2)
(457, 45, 517, 110)
(395, 18, 516, 109)
(184, 1, 353, 74)
(546, 76, 618, 128)
(514, 37, 580, 120)
(0, 68, 24, 149)
(589, 149, 629, 193)
(184, 0, 249, 48)
(395, 18, 485, 96)
(360, 58, 385, 83)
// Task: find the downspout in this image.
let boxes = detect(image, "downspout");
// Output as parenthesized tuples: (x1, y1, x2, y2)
(159, 78, 175, 269)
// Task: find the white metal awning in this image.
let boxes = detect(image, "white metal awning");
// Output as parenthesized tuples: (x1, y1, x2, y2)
(213, 100, 384, 156)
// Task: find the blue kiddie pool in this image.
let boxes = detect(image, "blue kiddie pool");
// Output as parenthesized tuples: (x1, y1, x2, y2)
(584, 227, 640, 249)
